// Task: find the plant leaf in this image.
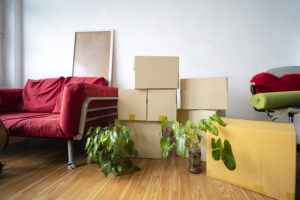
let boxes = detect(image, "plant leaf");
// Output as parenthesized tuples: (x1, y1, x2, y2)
(93, 142, 99, 156)
(124, 157, 133, 168)
(102, 161, 112, 177)
(211, 138, 222, 161)
(210, 114, 226, 127)
(222, 139, 236, 170)
(85, 137, 91, 150)
(161, 138, 176, 158)
(133, 166, 141, 171)
(87, 152, 93, 164)
(116, 165, 123, 175)
(110, 130, 118, 145)
(121, 126, 130, 139)
(161, 117, 168, 131)
(206, 120, 218, 136)
(172, 121, 180, 137)
(87, 140, 94, 154)
(197, 135, 202, 143)
(198, 119, 207, 131)
(97, 151, 103, 168)
(176, 134, 187, 157)
(132, 149, 139, 157)
(160, 137, 166, 149)
(86, 127, 94, 136)
(100, 135, 108, 144)
(95, 126, 101, 134)
(125, 139, 134, 154)
(185, 120, 192, 128)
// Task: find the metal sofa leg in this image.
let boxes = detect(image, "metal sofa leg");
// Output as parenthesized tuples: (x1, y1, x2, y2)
(67, 139, 76, 170)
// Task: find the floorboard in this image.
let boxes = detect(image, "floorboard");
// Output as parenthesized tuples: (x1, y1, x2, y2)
(0, 138, 298, 200)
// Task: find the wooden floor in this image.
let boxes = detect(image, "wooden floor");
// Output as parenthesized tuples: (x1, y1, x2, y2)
(0, 138, 297, 200)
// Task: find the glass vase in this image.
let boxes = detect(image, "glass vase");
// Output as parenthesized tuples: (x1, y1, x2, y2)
(189, 146, 201, 174)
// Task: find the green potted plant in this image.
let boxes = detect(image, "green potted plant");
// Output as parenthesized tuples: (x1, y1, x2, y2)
(160, 114, 236, 173)
(85, 121, 140, 177)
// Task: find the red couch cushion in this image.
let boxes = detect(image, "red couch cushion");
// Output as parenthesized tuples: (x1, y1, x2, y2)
(250, 73, 300, 93)
(52, 77, 107, 113)
(0, 112, 65, 138)
(0, 88, 23, 112)
(18, 77, 65, 113)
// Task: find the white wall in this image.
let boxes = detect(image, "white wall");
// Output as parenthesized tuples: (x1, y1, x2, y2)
(2, 0, 23, 88)
(0, 0, 4, 86)
(21, 0, 300, 141)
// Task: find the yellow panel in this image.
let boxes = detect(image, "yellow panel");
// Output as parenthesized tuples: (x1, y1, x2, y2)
(206, 118, 296, 200)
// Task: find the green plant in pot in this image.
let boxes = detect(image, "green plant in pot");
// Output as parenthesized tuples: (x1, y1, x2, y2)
(160, 114, 236, 173)
(85, 121, 140, 177)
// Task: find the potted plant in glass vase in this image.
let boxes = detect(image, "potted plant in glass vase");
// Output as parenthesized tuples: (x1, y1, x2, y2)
(160, 114, 236, 173)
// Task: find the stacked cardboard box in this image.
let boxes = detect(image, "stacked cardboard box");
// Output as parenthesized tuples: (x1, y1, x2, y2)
(178, 77, 228, 161)
(118, 56, 179, 158)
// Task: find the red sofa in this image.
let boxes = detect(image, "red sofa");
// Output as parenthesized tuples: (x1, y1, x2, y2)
(0, 76, 118, 169)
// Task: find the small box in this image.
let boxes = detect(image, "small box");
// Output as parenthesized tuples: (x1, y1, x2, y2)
(207, 118, 296, 200)
(147, 89, 177, 122)
(177, 109, 226, 161)
(134, 56, 179, 89)
(118, 89, 147, 121)
(181, 77, 227, 110)
(119, 121, 162, 159)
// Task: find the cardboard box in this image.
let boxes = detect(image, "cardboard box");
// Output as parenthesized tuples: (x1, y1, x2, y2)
(118, 89, 147, 121)
(147, 89, 177, 122)
(206, 118, 296, 200)
(181, 77, 227, 110)
(119, 121, 162, 159)
(134, 56, 179, 89)
(177, 109, 226, 161)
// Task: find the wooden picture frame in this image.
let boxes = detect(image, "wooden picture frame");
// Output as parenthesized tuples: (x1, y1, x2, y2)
(72, 30, 114, 86)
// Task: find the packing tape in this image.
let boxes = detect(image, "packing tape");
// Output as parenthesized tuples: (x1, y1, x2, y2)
(286, 192, 295, 200)
(129, 114, 135, 120)
(158, 115, 165, 121)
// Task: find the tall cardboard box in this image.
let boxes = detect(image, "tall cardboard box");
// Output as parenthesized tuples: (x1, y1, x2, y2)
(177, 109, 226, 161)
(134, 56, 179, 89)
(181, 77, 227, 110)
(119, 121, 162, 159)
(118, 89, 147, 121)
(207, 118, 296, 200)
(147, 89, 177, 122)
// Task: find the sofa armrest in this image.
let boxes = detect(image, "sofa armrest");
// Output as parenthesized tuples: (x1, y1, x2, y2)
(59, 83, 118, 138)
(0, 88, 23, 112)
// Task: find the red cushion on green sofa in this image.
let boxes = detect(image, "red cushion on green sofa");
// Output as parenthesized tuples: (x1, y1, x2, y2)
(52, 77, 107, 113)
(18, 77, 65, 113)
(250, 73, 300, 93)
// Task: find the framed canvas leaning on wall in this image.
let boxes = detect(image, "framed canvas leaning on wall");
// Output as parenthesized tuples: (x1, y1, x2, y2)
(72, 30, 114, 86)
